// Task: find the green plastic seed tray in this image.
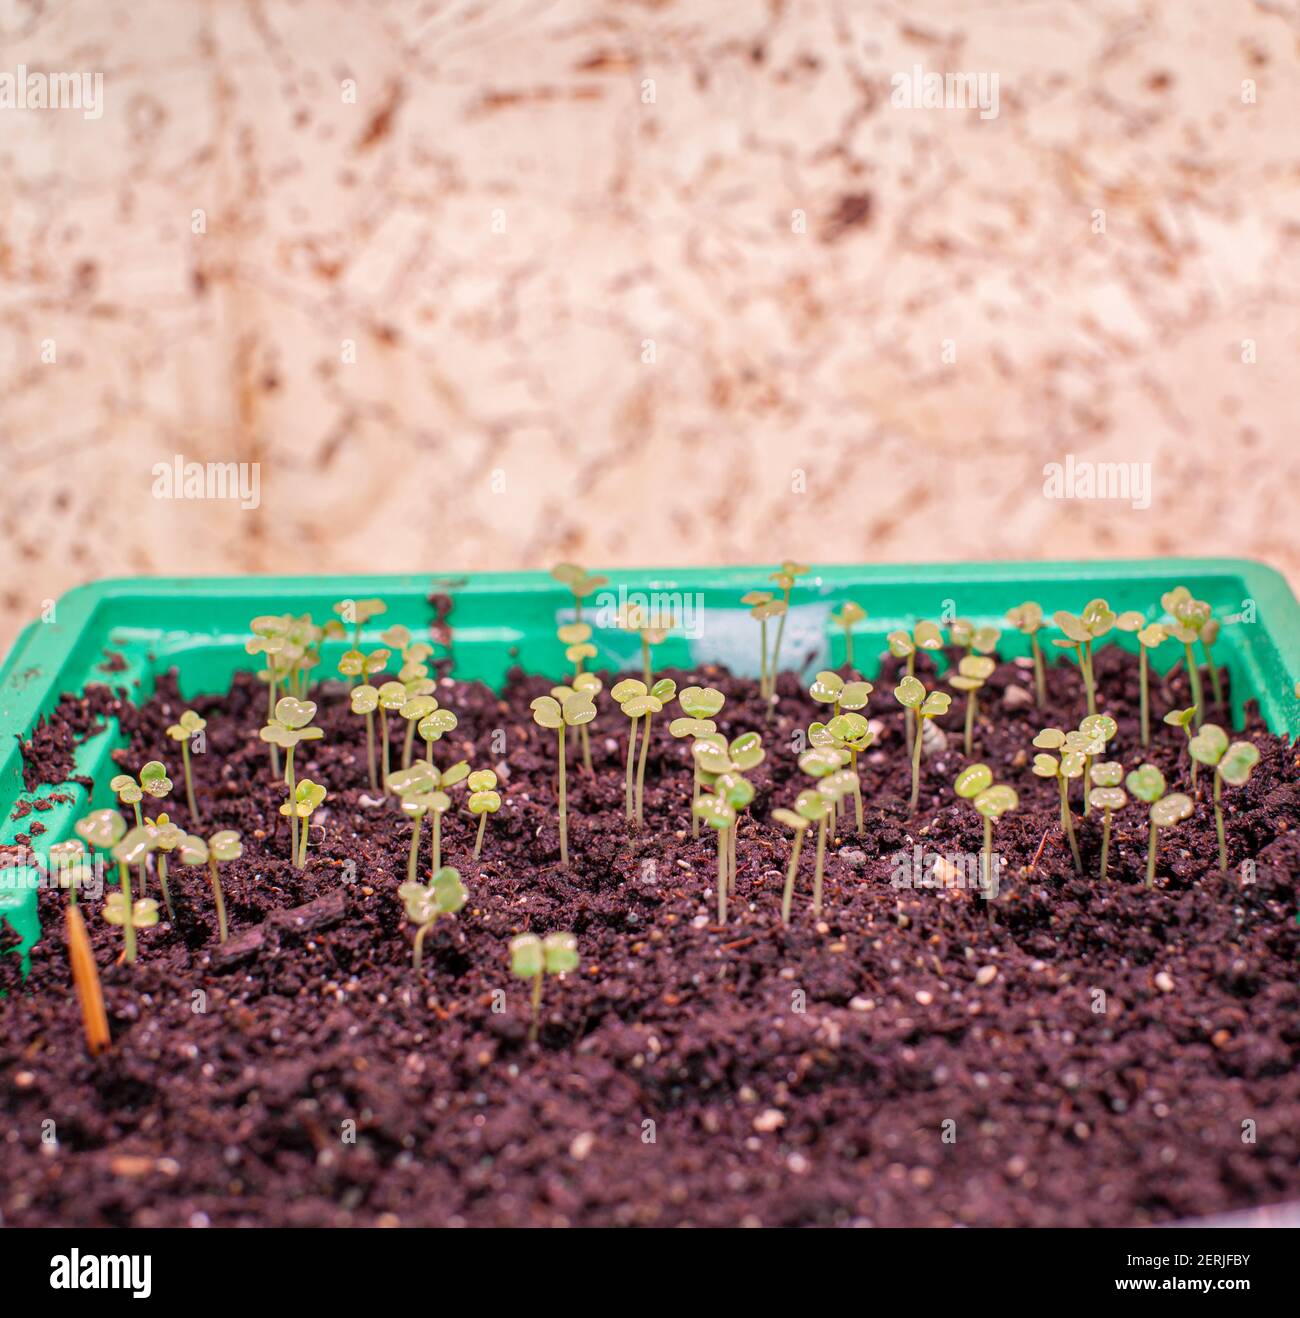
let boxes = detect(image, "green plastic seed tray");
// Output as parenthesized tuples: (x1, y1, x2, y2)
(2, 558, 1297, 977)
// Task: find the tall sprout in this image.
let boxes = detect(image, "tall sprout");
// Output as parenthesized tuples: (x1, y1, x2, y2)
(954, 764, 1018, 910)
(1126, 764, 1192, 888)
(558, 621, 599, 772)
(551, 563, 609, 626)
(350, 684, 380, 790)
(510, 931, 579, 1042)
(177, 829, 242, 943)
(766, 561, 810, 708)
(887, 622, 944, 750)
(1075, 714, 1116, 814)
(1053, 600, 1114, 716)
(1031, 729, 1084, 873)
(831, 601, 867, 673)
(1115, 612, 1165, 747)
(1163, 705, 1199, 792)
(398, 695, 439, 771)
(468, 770, 501, 858)
(107, 826, 157, 963)
(948, 656, 994, 758)
(693, 733, 765, 920)
(824, 712, 874, 835)
(796, 747, 855, 917)
(259, 697, 323, 868)
(165, 710, 206, 823)
(1088, 762, 1126, 882)
(671, 685, 725, 835)
(333, 597, 388, 685)
(1188, 727, 1259, 872)
(1162, 587, 1212, 727)
(743, 591, 785, 704)
(1006, 602, 1046, 706)
(893, 675, 951, 813)
(530, 689, 596, 868)
(388, 765, 437, 883)
(1200, 616, 1225, 709)
(773, 807, 812, 926)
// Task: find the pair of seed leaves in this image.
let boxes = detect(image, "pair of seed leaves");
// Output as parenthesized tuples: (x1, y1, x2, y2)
(557, 621, 597, 667)
(954, 764, 1018, 819)
(693, 733, 766, 830)
(809, 671, 872, 708)
(613, 676, 676, 720)
(949, 655, 995, 692)
(333, 597, 387, 628)
(1031, 716, 1116, 778)
(1186, 724, 1260, 783)
(387, 693, 458, 742)
(742, 590, 787, 623)
(893, 675, 951, 718)
(1053, 599, 1117, 651)
(510, 930, 579, 978)
(1087, 760, 1128, 813)
(949, 619, 1001, 653)
(887, 621, 944, 659)
(1161, 586, 1212, 644)
(1123, 764, 1195, 828)
(532, 675, 601, 729)
(387, 761, 474, 816)
(551, 563, 608, 600)
(1006, 602, 1044, 635)
(110, 761, 172, 806)
(339, 647, 392, 681)
(398, 866, 467, 927)
(832, 601, 866, 629)
(260, 697, 322, 748)
(279, 779, 327, 820)
(669, 686, 726, 741)
(787, 744, 858, 823)
(165, 710, 206, 743)
(810, 711, 874, 755)
(612, 602, 674, 644)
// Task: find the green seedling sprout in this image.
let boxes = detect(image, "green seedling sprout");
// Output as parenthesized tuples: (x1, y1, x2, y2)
(693, 733, 766, 920)
(1163, 705, 1200, 792)
(351, 684, 380, 790)
(376, 681, 408, 795)
(831, 600, 867, 673)
(417, 704, 459, 769)
(954, 765, 1018, 908)
(672, 685, 725, 835)
(824, 712, 874, 835)
(1088, 762, 1127, 883)
(551, 563, 609, 625)
(693, 784, 737, 923)
(612, 678, 649, 823)
(948, 618, 1001, 658)
(247, 626, 289, 776)
(177, 829, 242, 943)
(1200, 615, 1225, 709)
(1031, 729, 1084, 874)
(398, 866, 467, 975)
(558, 622, 600, 772)
(742, 591, 787, 704)
(1074, 713, 1116, 814)
(1115, 612, 1165, 746)
(1052, 600, 1114, 715)
(333, 598, 388, 685)
(398, 694, 438, 771)
(510, 930, 579, 1041)
(887, 621, 944, 749)
(392, 762, 468, 876)
(280, 779, 327, 867)
(772, 808, 812, 926)
(634, 678, 675, 826)
(1125, 764, 1191, 888)
(48, 839, 90, 909)
(948, 656, 995, 759)
(1006, 602, 1047, 706)
(809, 670, 873, 720)
(766, 561, 810, 708)
(893, 675, 951, 813)
(468, 769, 501, 858)
(76, 811, 129, 951)
(531, 690, 595, 868)
(1188, 726, 1259, 872)
(106, 824, 157, 963)
(143, 812, 184, 921)
(1162, 587, 1212, 727)
(110, 761, 171, 899)
(165, 710, 206, 823)
(260, 696, 323, 868)
(611, 602, 674, 686)
(796, 748, 856, 917)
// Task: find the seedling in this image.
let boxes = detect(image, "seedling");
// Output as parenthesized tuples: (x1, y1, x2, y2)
(948, 618, 1001, 658)
(743, 591, 786, 703)
(1075, 713, 1116, 814)
(824, 712, 873, 835)
(177, 829, 242, 943)
(417, 704, 459, 768)
(1115, 613, 1166, 746)
(693, 784, 737, 923)
(611, 602, 674, 686)
(948, 656, 995, 758)
(279, 779, 327, 867)
(260, 696, 323, 868)
(1006, 602, 1047, 706)
(831, 600, 867, 673)
(1052, 599, 1114, 715)
(333, 598, 388, 683)
(551, 563, 609, 625)
(143, 812, 184, 921)
(1200, 616, 1225, 709)
(1162, 586, 1212, 727)
(531, 690, 596, 868)
(672, 685, 725, 834)
(795, 748, 856, 917)
(247, 626, 289, 776)
(165, 710, 206, 822)
(468, 769, 501, 858)
(954, 764, 1018, 907)
(398, 694, 439, 771)
(1031, 729, 1084, 873)
(1125, 764, 1191, 888)
(764, 556, 806, 701)
(398, 866, 467, 974)
(48, 839, 90, 908)
(558, 622, 599, 772)
(106, 824, 157, 963)
(693, 732, 766, 920)
(887, 621, 944, 748)
(612, 678, 649, 824)
(351, 684, 380, 790)
(772, 808, 812, 926)
(510, 930, 579, 1041)
(391, 762, 468, 876)
(1163, 706, 1200, 792)
(1088, 762, 1126, 882)
(375, 681, 408, 794)
(1188, 726, 1260, 872)
(110, 761, 171, 899)
(809, 670, 872, 720)
(893, 675, 951, 812)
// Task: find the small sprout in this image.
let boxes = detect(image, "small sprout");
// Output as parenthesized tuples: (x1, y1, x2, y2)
(375, 681, 408, 795)
(1031, 729, 1084, 873)
(509, 930, 579, 1041)
(351, 683, 381, 790)
(558, 622, 600, 772)
(551, 562, 609, 625)
(398, 694, 439, 771)
(1125, 764, 1191, 888)
(260, 696, 323, 869)
(893, 675, 951, 813)
(1188, 726, 1259, 872)
(333, 597, 388, 682)
(824, 711, 874, 835)
(1052, 599, 1114, 716)
(948, 655, 995, 759)
(794, 750, 856, 918)
(948, 618, 1001, 657)
(106, 824, 158, 964)
(143, 812, 184, 922)
(417, 705, 459, 768)
(612, 678, 650, 824)
(765, 561, 811, 713)
(808, 670, 872, 718)
(673, 685, 725, 835)
(743, 591, 787, 704)
(610, 601, 674, 685)
(165, 710, 207, 822)
(772, 807, 812, 926)
(1006, 602, 1047, 706)
(955, 765, 1017, 907)
(1116, 612, 1165, 747)
(1163, 705, 1200, 791)
(693, 733, 766, 921)
(103, 891, 160, 933)
(279, 779, 327, 867)
(177, 829, 242, 943)
(888, 621, 944, 747)
(531, 690, 595, 868)
(48, 838, 89, 908)
(632, 678, 675, 826)
(468, 769, 501, 858)
(1075, 713, 1116, 814)
(1089, 761, 1127, 882)
(111, 760, 172, 826)
(76, 808, 126, 853)
(831, 600, 867, 673)
(397, 866, 467, 975)
(1162, 586, 1213, 727)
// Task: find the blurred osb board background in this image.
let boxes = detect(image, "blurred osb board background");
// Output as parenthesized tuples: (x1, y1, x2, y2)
(2, 0, 1298, 650)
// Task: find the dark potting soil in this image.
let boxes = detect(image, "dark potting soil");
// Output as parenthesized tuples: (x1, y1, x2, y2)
(1, 644, 1298, 1228)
